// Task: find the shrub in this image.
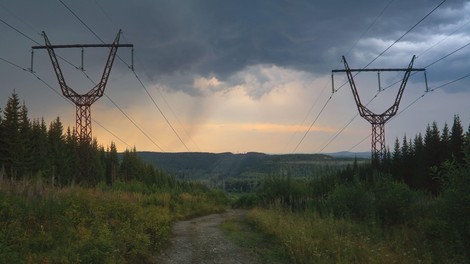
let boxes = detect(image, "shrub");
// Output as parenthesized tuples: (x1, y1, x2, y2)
(326, 183, 373, 221)
(373, 179, 417, 226)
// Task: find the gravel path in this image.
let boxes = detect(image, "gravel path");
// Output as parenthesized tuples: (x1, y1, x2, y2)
(156, 210, 259, 264)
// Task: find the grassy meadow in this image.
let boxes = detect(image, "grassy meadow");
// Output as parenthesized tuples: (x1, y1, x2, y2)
(0, 179, 227, 263)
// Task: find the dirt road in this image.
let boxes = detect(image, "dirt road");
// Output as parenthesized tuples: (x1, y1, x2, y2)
(156, 210, 259, 264)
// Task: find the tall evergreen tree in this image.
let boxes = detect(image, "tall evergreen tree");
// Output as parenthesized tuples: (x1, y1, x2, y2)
(18, 102, 32, 176)
(105, 141, 119, 185)
(30, 118, 49, 174)
(424, 122, 441, 194)
(392, 137, 401, 180)
(48, 117, 66, 185)
(64, 127, 79, 185)
(441, 122, 451, 161)
(450, 115, 465, 163)
(1, 92, 22, 179)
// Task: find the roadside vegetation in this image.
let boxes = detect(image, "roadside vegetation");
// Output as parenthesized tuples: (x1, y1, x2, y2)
(0, 92, 227, 263)
(232, 116, 470, 263)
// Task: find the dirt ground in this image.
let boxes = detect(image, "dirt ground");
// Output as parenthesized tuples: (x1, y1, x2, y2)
(156, 210, 260, 264)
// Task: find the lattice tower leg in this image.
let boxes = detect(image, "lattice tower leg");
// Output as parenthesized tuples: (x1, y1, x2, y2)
(371, 122, 386, 165)
(76, 104, 92, 144)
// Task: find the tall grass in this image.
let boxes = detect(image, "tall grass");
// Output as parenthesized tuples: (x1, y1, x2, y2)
(247, 208, 432, 264)
(0, 178, 227, 263)
(237, 157, 470, 263)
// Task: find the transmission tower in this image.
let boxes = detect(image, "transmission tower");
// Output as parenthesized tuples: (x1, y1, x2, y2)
(32, 30, 133, 144)
(332, 56, 426, 165)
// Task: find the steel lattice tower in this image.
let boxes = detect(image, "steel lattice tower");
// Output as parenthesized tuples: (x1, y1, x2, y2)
(33, 30, 133, 144)
(333, 56, 425, 165)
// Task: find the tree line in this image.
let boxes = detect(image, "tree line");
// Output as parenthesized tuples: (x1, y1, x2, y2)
(0, 91, 175, 187)
(381, 115, 469, 194)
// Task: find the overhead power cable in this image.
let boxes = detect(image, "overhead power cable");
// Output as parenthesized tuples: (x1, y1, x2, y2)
(347, 73, 470, 152)
(315, 0, 448, 153)
(0, 16, 141, 149)
(289, 1, 395, 153)
(292, 93, 333, 153)
(92, 1, 200, 151)
(0, 56, 132, 148)
(362, 0, 447, 69)
(1, 3, 165, 151)
(58, 0, 191, 152)
(333, 0, 447, 94)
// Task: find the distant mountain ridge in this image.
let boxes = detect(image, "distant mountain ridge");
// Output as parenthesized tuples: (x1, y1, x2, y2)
(133, 151, 368, 180)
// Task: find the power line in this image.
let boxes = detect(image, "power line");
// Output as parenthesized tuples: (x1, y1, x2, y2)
(0, 55, 132, 148)
(58, 0, 191, 152)
(1, 4, 165, 151)
(0, 17, 137, 149)
(288, 1, 394, 153)
(325, 39, 470, 153)
(316, 0, 449, 153)
(344, 0, 395, 57)
(292, 93, 333, 153)
(362, 0, 447, 69)
(290, 0, 416, 153)
(347, 73, 470, 152)
(131, 71, 191, 151)
(57, 0, 105, 43)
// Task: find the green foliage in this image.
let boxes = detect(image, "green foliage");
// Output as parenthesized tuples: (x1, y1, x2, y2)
(327, 182, 373, 221)
(0, 179, 227, 263)
(372, 178, 417, 226)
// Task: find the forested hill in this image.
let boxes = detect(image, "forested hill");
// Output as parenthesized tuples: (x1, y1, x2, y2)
(134, 152, 362, 180)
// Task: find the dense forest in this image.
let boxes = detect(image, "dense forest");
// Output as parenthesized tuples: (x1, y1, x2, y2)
(0, 92, 227, 262)
(378, 114, 467, 194)
(0, 91, 174, 187)
(234, 116, 470, 263)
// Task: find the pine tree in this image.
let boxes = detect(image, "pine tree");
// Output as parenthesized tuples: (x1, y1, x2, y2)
(450, 115, 465, 163)
(105, 141, 119, 185)
(1, 92, 22, 179)
(48, 117, 66, 185)
(18, 102, 32, 176)
(441, 122, 451, 161)
(30, 118, 49, 174)
(64, 127, 79, 185)
(392, 137, 402, 180)
(424, 122, 442, 194)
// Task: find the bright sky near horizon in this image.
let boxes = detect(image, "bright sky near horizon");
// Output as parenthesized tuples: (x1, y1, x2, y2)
(1, 0, 469, 154)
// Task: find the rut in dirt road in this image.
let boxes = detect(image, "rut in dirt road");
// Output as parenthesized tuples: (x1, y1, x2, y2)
(156, 210, 259, 264)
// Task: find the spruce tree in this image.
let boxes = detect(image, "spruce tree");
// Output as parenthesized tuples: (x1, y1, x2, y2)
(30, 118, 49, 174)
(2, 92, 22, 179)
(48, 117, 66, 185)
(392, 137, 401, 180)
(64, 127, 79, 185)
(18, 102, 32, 176)
(105, 141, 119, 185)
(441, 122, 451, 161)
(450, 115, 465, 163)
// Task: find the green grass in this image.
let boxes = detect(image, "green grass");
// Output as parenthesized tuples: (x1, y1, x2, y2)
(220, 215, 290, 264)
(245, 208, 432, 264)
(0, 179, 227, 263)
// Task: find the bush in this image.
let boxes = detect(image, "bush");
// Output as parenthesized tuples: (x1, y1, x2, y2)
(326, 183, 373, 221)
(373, 179, 417, 226)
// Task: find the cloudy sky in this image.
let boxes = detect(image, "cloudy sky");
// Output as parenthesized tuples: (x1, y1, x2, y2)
(1, 0, 469, 154)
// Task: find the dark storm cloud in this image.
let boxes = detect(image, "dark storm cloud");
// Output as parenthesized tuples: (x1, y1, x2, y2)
(1, 0, 469, 95)
(100, 0, 468, 92)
